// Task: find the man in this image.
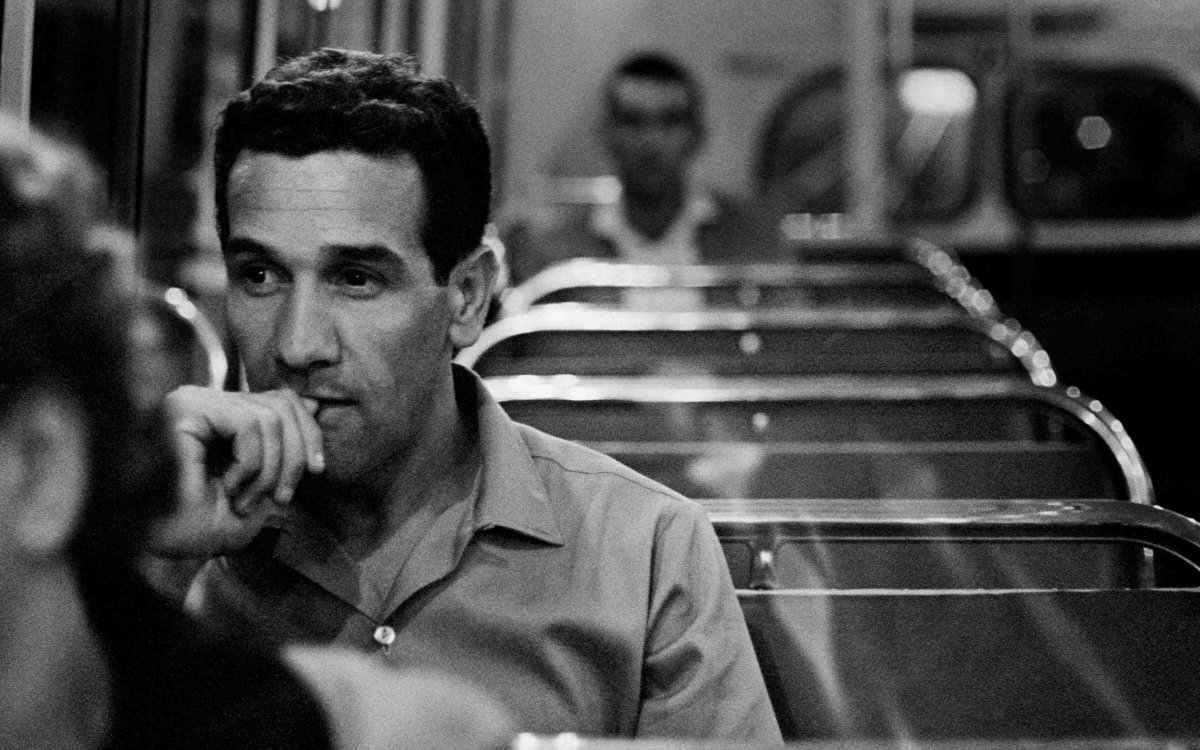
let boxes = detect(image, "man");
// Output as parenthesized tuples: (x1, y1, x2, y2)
(168, 48, 781, 740)
(507, 51, 787, 287)
(0, 121, 510, 750)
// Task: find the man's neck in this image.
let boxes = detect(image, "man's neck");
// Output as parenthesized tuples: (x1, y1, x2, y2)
(622, 183, 686, 241)
(0, 566, 110, 750)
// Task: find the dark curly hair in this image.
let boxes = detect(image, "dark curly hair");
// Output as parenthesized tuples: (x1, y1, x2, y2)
(214, 48, 492, 284)
(0, 123, 177, 566)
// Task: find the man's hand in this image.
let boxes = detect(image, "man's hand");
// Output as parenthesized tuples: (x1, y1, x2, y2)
(150, 385, 325, 558)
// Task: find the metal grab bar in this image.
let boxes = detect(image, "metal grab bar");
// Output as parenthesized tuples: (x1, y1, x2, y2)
(139, 285, 228, 390)
(703, 498, 1200, 589)
(461, 304, 1056, 385)
(484, 374, 1152, 505)
(502, 258, 941, 313)
(501, 238, 1005, 323)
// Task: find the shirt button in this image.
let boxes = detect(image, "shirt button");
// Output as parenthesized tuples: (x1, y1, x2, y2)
(373, 626, 396, 647)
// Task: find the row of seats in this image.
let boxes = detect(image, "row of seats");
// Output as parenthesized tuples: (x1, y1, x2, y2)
(145, 240, 1200, 742)
(464, 239, 1200, 742)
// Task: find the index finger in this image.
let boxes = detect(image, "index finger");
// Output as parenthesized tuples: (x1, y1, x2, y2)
(279, 389, 325, 474)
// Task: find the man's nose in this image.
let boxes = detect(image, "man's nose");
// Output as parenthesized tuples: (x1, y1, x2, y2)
(275, 285, 338, 371)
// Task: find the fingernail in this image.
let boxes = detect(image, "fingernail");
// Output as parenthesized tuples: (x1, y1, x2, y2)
(302, 398, 319, 415)
(312, 452, 325, 473)
(275, 485, 293, 504)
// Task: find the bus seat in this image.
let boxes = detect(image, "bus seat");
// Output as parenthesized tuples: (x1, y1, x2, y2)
(741, 588, 1200, 740)
(599, 441, 1119, 501)
(460, 306, 1053, 384)
(501, 258, 954, 314)
(486, 374, 1151, 505)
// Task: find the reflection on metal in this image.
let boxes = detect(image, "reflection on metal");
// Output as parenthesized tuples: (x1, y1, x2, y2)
(511, 733, 1200, 750)
(463, 302, 1057, 386)
(0, 0, 35, 124)
(1076, 115, 1113, 150)
(905, 240, 1060, 385)
(146, 285, 229, 390)
(503, 237, 1016, 332)
(502, 259, 937, 314)
(781, 212, 843, 240)
(483, 373, 1153, 506)
(706, 499, 1200, 589)
(905, 238, 1001, 320)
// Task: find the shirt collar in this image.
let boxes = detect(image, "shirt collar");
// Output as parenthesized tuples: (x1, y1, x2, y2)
(456, 364, 565, 546)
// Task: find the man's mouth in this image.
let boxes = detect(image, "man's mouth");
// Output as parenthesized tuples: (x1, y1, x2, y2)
(306, 395, 356, 422)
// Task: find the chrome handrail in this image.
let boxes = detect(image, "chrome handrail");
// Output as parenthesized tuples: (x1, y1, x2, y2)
(142, 285, 228, 390)
(702, 498, 1200, 588)
(460, 304, 1057, 386)
(483, 374, 1152, 505)
(502, 258, 938, 314)
(905, 237, 1003, 321)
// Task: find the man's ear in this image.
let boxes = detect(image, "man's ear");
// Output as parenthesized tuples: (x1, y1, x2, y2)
(0, 388, 89, 558)
(447, 244, 499, 350)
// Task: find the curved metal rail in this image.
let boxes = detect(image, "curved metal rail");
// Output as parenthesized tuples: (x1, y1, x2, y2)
(141, 285, 228, 390)
(502, 258, 942, 313)
(460, 304, 1057, 386)
(905, 237, 1004, 321)
(501, 239, 1008, 326)
(483, 374, 1152, 505)
(703, 498, 1200, 590)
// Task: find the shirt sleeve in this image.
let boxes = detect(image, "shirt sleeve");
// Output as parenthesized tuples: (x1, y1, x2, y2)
(635, 501, 784, 743)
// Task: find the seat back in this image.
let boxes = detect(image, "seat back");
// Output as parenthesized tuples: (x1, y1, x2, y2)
(487, 375, 1152, 505)
(461, 307, 1055, 384)
(601, 442, 1119, 501)
(741, 588, 1200, 740)
(502, 259, 955, 313)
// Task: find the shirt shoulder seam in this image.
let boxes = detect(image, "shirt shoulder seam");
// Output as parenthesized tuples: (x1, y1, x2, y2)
(527, 450, 694, 507)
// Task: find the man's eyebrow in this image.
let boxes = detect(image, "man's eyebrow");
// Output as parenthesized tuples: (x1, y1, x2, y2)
(323, 243, 400, 264)
(224, 237, 273, 258)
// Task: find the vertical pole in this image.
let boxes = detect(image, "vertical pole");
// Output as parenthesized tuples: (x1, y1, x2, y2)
(377, 0, 408, 54)
(253, 0, 279, 78)
(887, 0, 914, 73)
(418, 0, 448, 76)
(111, 0, 151, 232)
(0, 0, 36, 126)
(844, 0, 889, 238)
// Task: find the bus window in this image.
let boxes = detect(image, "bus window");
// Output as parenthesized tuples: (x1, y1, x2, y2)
(1008, 67, 1200, 219)
(755, 65, 979, 221)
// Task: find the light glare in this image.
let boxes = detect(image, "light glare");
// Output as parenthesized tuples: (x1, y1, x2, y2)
(900, 68, 977, 115)
(1076, 115, 1113, 150)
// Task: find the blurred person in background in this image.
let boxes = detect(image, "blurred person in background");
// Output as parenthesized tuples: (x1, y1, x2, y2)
(506, 51, 787, 289)
(0, 121, 511, 750)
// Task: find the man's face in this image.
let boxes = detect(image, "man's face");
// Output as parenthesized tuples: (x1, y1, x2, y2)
(602, 76, 701, 196)
(223, 150, 454, 486)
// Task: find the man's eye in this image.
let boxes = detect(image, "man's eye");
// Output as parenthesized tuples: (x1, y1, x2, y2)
(335, 267, 384, 295)
(237, 265, 281, 292)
